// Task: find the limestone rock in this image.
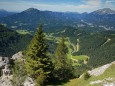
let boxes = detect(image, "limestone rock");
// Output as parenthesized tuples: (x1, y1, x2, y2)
(0, 57, 9, 68)
(0, 77, 12, 86)
(88, 61, 115, 76)
(90, 77, 115, 86)
(12, 51, 23, 60)
(24, 77, 35, 86)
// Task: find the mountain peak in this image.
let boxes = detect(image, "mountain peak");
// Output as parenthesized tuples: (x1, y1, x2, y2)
(20, 8, 40, 14)
(91, 8, 115, 15)
(102, 8, 111, 10)
(23, 8, 40, 12)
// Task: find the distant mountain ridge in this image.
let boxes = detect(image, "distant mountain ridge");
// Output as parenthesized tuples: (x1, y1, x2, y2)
(91, 8, 115, 15)
(0, 9, 7, 12)
(23, 8, 40, 12)
(0, 9, 17, 18)
(0, 8, 115, 31)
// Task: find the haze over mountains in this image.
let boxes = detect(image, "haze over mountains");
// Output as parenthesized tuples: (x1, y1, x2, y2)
(0, 8, 115, 32)
(0, 9, 17, 18)
(91, 8, 115, 15)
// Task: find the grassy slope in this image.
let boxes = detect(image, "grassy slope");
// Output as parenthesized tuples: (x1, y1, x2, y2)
(16, 30, 31, 35)
(64, 63, 115, 86)
(72, 55, 89, 60)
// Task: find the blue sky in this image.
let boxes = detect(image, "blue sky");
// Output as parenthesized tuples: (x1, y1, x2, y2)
(0, 0, 115, 13)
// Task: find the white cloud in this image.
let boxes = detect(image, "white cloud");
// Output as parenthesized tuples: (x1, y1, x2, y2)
(0, 1, 97, 12)
(101, 0, 115, 10)
(105, 0, 115, 4)
(85, 0, 100, 6)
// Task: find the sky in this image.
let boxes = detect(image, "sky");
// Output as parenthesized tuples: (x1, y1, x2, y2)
(0, 0, 115, 13)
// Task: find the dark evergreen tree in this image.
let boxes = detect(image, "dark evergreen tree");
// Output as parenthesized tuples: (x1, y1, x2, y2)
(55, 37, 68, 67)
(54, 37, 74, 80)
(25, 25, 53, 85)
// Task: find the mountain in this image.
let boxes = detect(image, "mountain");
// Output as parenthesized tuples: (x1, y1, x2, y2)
(91, 8, 115, 15)
(0, 9, 17, 18)
(0, 8, 115, 32)
(0, 24, 32, 56)
(21, 8, 40, 13)
(0, 8, 81, 32)
(82, 8, 115, 30)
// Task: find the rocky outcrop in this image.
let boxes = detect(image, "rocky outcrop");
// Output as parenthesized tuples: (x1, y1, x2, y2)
(0, 57, 9, 68)
(88, 61, 115, 76)
(88, 61, 115, 86)
(0, 56, 12, 86)
(0, 51, 35, 86)
(0, 77, 12, 86)
(24, 77, 35, 86)
(90, 77, 115, 86)
(12, 51, 24, 60)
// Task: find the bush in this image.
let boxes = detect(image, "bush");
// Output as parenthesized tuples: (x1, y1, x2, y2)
(36, 73, 46, 86)
(12, 60, 27, 86)
(84, 72, 91, 80)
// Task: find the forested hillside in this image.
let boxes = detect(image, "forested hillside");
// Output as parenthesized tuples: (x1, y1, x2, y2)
(0, 25, 32, 56)
(53, 27, 115, 68)
(0, 9, 17, 18)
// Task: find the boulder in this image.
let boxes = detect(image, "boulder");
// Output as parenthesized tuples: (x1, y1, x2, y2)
(24, 77, 35, 86)
(12, 51, 23, 60)
(0, 77, 12, 86)
(0, 57, 9, 68)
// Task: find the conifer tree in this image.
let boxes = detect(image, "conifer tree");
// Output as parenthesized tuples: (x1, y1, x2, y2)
(55, 37, 68, 68)
(54, 37, 74, 80)
(25, 25, 53, 85)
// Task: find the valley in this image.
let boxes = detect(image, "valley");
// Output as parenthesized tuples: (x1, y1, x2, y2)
(0, 7, 115, 86)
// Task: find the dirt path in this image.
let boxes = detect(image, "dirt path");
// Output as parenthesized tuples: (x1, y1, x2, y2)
(102, 38, 111, 46)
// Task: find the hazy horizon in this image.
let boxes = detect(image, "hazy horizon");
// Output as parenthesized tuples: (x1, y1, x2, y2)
(0, 0, 115, 13)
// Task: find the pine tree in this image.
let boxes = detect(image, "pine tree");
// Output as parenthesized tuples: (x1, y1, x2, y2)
(25, 25, 53, 85)
(54, 37, 74, 80)
(55, 37, 68, 68)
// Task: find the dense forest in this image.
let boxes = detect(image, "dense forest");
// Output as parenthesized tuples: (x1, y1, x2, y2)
(55, 27, 115, 67)
(0, 24, 32, 57)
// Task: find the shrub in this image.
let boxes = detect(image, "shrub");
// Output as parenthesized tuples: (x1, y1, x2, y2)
(84, 72, 91, 80)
